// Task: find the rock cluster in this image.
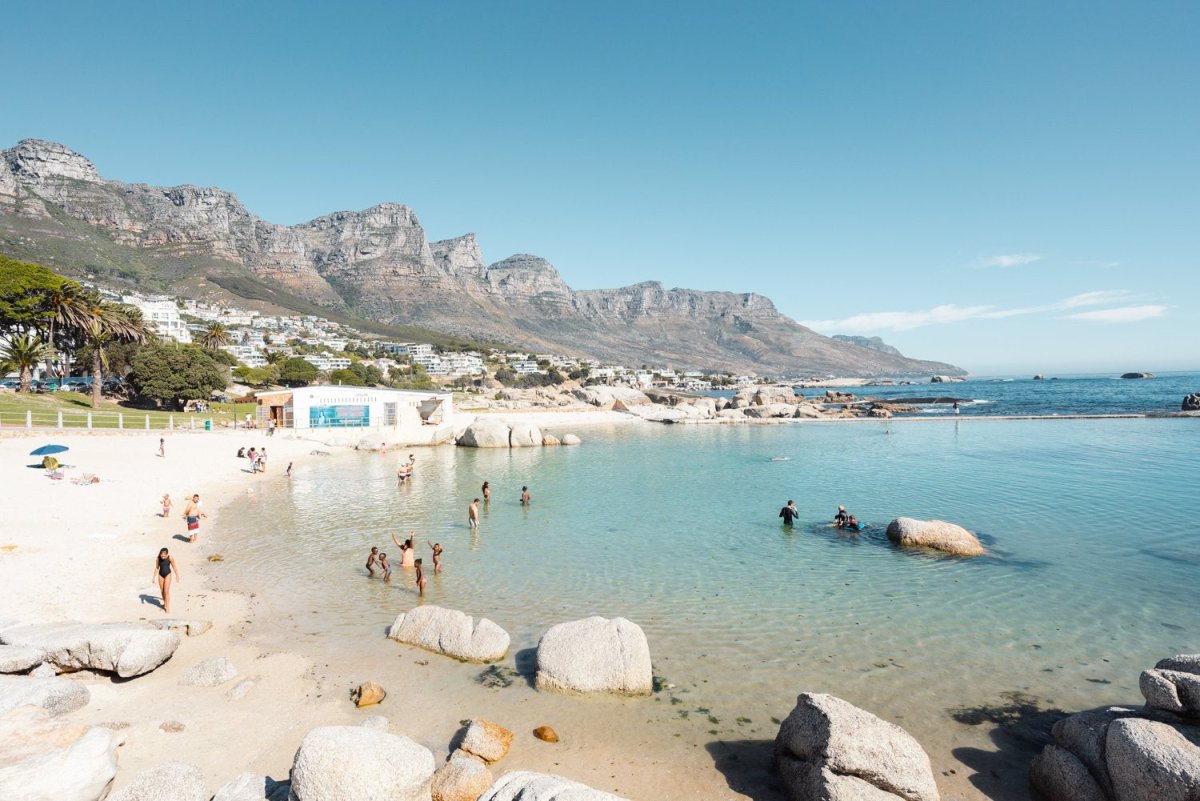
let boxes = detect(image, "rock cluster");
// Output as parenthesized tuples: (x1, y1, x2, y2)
(432, 719, 514, 801)
(1182, 393, 1200, 412)
(774, 693, 941, 801)
(886, 518, 985, 557)
(388, 605, 510, 662)
(457, 418, 581, 449)
(0, 704, 121, 801)
(535, 617, 652, 696)
(1030, 653, 1200, 801)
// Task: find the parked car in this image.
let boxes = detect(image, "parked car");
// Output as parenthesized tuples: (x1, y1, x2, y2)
(63, 378, 91, 391)
(0, 379, 19, 389)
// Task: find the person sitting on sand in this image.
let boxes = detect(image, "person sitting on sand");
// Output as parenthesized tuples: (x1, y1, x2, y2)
(834, 506, 849, 526)
(520, 486, 531, 506)
(237, 447, 245, 458)
(366, 546, 379, 576)
(429, 542, 443, 572)
(414, 558, 427, 596)
(161, 493, 172, 518)
(379, 552, 392, 581)
(779, 500, 799, 527)
(392, 531, 417, 567)
(152, 547, 180, 613)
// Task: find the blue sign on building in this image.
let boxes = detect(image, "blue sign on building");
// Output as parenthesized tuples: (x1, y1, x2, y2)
(309, 404, 369, 428)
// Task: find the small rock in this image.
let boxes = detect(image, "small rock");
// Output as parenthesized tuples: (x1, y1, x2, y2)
(107, 761, 208, 801)
(208, 553, 224, 562)
(561, 434, 582, 446)
(179, 656, 237, 687)
(159, 720, 185, 733)
(533, 726, 559, 743)
(352, 682, 386, 708)
(460, 719, 513, 764)
(361, 715, 389, 730)
(227, 679, 256, 700)
(541, 434, 560, 446)
(388, 605, 510, 663)
(886, 517, 985, 557)
(432, 751, 493, 801)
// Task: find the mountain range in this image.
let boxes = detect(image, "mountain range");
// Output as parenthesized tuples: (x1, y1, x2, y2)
(0, 139, 964, 377)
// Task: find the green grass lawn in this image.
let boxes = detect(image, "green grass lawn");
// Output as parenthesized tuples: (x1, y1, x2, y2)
(0, 390, 257, 431)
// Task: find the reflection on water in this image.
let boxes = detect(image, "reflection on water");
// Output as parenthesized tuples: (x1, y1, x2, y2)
(214, 419, 1200, 794)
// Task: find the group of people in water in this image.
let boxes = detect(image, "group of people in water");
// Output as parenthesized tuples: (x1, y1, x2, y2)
(778, 500, 860, 530)
(367, 477, 532, 595)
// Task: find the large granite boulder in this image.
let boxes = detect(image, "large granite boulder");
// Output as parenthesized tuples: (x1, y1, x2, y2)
(1183, 394, 1200, 412)
(0, 645, 44, 674)
(560, 434, 581, 446)
(107, 762, 208, 801)
(478, 771, 629, 801)
(774, 692, 940, 801)
(573, 387, 650, 408)
(535, 617, 652, 696)
(458, 419, 511, 448)
(1140, 655, 1200, 718)
(388, 605, 509, 663)
(288, 726, 434, 801)
(1106, 717, 1200, 801)
(212, 773, 290, 801)
(432, 751, 493, 801)
(179, 656, 238, 687)
(1030, 744, 1109, 801)
(508, 421, 543, 448)
(745, 403, 796, 419)
(0, 675, 89, 717)
(756, 386, 799, 405)
(885, 518, 985, 557)
(0, 705, 120, 801)
(0, 622, 180, 678)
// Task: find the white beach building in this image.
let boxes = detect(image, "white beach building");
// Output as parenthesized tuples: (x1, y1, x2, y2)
(254, 386, 455, 446)
(123, 296, 192, 344)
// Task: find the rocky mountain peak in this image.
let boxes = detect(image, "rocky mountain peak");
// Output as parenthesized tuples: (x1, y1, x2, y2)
(430, 233, 486, 276)
(486, 254, 570, 297)
(4, 139, 101, 184)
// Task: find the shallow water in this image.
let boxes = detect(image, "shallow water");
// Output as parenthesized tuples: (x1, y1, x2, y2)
(215, 418, 1199, 798)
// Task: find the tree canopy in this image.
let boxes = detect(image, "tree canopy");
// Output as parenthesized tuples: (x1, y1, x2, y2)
(128, 343, 227, 408)
(279, 357, 319, 387)
(0, 254, 80, 335)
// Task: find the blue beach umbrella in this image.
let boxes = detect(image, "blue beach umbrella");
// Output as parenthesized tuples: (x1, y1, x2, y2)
(29, 444, 69, 456)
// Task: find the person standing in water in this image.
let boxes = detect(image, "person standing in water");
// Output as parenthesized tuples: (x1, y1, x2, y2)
(152, 547, 180, 613)
(379, 552, 392, 581)
(366, 546, 379, 576)
(468, 499, 481, 529)
(779, 499, 799, 527)
(520, 486, 531, 506)
(414, 558, 427, 596)
(286, 461, 293, 478)
(182, 494, 206, 543)
(429, 542, 443, 573)
(481, 481, 490, 502)
(392, 531, 417, 567)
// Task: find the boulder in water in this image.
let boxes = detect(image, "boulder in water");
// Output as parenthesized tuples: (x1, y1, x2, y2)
(1120, 372, 1155, 379)
(458, 419, 511, 448)
(1182, 393, 1200, 412)
(886, 518, 985, 557)
(508, 421, 543, 447)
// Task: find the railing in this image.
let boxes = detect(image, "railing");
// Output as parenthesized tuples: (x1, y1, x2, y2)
(0, 410, 219, 431)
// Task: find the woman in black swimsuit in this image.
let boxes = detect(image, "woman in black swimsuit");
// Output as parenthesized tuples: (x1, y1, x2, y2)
(152, 547, 180, 613)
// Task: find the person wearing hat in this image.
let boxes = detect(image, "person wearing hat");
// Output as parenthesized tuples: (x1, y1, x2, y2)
(834, 505, 850, 527)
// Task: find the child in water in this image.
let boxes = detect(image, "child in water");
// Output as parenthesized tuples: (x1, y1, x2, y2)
(414, 558, 427, 595)
(429, 542, 443, 573)
(379, 552, 392, 581)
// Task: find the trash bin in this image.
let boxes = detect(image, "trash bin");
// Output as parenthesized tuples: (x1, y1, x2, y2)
(204, 419, 212, 431)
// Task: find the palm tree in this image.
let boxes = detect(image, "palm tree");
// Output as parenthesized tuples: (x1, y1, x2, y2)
(263, 349, 287, 366)
(74, 302, 149, 407)
(43, 282, 90, 381)
(198, 322, 231, 351)
(0, 333, 53, 393)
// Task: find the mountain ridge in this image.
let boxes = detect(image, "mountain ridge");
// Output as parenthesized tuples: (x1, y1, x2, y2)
(0, 139, 966, 376)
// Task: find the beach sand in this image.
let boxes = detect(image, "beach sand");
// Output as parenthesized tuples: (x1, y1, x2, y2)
(0, 425, 1000, 800)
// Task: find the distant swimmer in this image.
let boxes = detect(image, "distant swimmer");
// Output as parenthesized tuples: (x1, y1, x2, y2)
(520, 486, 531, 506)
(770, 456, 791, 461)
(779, 499, 799, 527)
(468, 499, 481, 529)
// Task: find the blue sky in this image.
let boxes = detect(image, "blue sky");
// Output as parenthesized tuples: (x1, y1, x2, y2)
(3, 1, 1197, 373)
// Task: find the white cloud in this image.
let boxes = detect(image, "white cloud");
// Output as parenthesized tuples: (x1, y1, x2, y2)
(977, 253, 1043, 268)
(802, 290, 1140, 333)
(1063, 305, 1167, 323)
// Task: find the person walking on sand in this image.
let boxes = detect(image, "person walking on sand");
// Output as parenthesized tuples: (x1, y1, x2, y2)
(158, 437, 165, 458)
(152, 547, 180, 613)
(392, 531, 417, 567)
(520, 486, 531, 506)
(366, 546, 380, 576)
(414, 558, 427, 596)
(779, 499, 799, 527)
(429, 542, 443, 573)
(468, 498, 481, 529)
(247, 447, 258, 474)
(481, 481, 491, 502)
(182, 494, 206, 543)
(161, 493, 172, 519)
(286, 461, 293, 478)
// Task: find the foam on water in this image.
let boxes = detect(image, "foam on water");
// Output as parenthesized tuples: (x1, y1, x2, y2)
(213, 418, 1200, 796)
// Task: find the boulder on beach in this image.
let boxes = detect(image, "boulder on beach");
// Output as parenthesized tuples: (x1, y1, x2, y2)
(0, 622, 180, 678)
(573, 386, 650, 408)
(107, 761, 208, 801)
(459, 719, 513, 764)
(0, 675, 89, 717)
(773, 692, 940, 801)
(211, 773, 289, 801)
(388, 605, 510, 663)
(0, 704, 120, 801)
(288, 726, 434, 801)
(178, 656, 238, 687)
(535, 617, 652, 696)
(1107, 717, 1200, 801)
(508, 421, 543, 447)
(885, 518, 985, 557)
(478, 771, 629, 801)
(0, 645, 44, 674)
(432, 751, 494, 801)
(541, 434, 560, 446)
(1140, 654, 1200, 719)
(458, 418, 511, 448)
(561, 433, 581, 446)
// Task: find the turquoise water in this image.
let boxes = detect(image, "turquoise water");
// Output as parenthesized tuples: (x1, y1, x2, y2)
(216, 418, 1199, 795)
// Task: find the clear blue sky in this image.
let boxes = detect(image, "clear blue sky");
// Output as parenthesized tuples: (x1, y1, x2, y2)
(4, 1, 1197, 374)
